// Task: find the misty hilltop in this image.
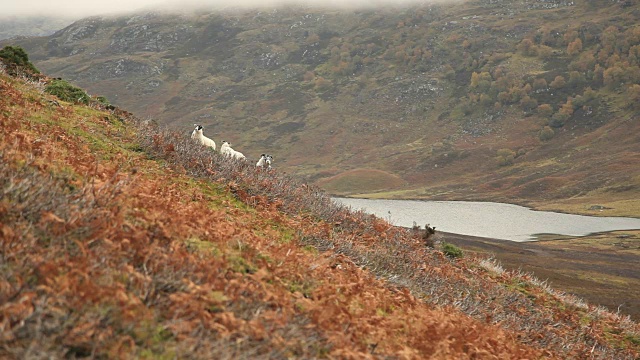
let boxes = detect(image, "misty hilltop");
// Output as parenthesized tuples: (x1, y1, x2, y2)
(5, 0, 640, 215)
(0, 16, 76, 41)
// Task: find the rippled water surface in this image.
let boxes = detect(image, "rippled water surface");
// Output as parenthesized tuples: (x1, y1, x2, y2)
(333, 198, 640, 242)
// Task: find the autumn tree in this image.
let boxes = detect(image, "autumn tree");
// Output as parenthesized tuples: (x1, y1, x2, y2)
(569, 51, 596, 72)
(496, 148, 516, 166)
(537, 104, 553, 117)
(582, 87, 597, 102)
(603, 65, 625, 88)
(567, 38, 583, 56)
(532, 78, 548, 91)
(536, 45, 553, 59)
(306, 33, 320, 45)
(568, 71, 586, 87)
(538, 126, 555, 141)
(303, 71, 315, 82)
(550, 111, 569, 128)
(560, 97, 575, 116)
(314, 76, 332, 91)
(563, 30, 579, 45)
(628, 84, 640, 109)
(517, 39, 535, 56)
(469, 71, 492, 91)
(520, 95, 538, 113)
(550, 75, 566, 89)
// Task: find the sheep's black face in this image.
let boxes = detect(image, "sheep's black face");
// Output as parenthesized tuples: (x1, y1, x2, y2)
(195, 125, 203, 131)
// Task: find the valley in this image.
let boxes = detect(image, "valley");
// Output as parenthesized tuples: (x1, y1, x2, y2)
(1, 0, 638, 218)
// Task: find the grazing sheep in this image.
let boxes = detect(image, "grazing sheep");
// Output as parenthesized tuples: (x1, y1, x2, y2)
(256, 154, 274, 169)
(220, 141, 246, 160)
(191, 124, 216, 151)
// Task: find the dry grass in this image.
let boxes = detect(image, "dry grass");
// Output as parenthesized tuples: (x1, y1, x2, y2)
(1, 66, 640, 358)
(317, 168, 407, 195)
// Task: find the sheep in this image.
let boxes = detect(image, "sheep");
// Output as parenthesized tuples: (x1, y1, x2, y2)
(256, 154, 274, 169)
(220, 141, 246, 160)
(191, 124, 216, 151)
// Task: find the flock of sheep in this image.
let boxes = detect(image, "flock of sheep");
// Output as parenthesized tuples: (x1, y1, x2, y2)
(191, 124, 273, 169)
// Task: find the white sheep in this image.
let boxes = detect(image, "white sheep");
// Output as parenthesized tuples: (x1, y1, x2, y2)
(220, 141, 246, 160)
(256, 154, 273, 169)
(191, 124, 216, 151)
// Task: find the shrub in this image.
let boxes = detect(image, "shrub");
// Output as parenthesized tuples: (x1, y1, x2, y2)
(627, 84, 640, 109)
(96, 96, 110, 106)
(0, 45, 40, 75)
(314, 76, 332, 92)
(538, 126, 555, 141)
(537, 104, 553, 118)
(520, 95, 538, 112)
(45, 79, 90, 104)
(496, 148, 516, 166)
(549, 112, 569, 128)
(441, 242, 463, 259)
(532, 78, 548, 91)
(550, 75, 566, 89)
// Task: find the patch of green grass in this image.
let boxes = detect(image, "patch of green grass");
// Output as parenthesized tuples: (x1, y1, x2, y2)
(207, 291, 228, 313)
(625, 334, 640, 347)
(134, 322, 176, 360)
(185, 237, 221, 256)
(441, 242, 463, 259)
(302, 244, 318, 254)
(287, 279, 315, 298)
(505, 279, 537, 301)
(228, 253, 257, 274)
(45, 79, 90, 104)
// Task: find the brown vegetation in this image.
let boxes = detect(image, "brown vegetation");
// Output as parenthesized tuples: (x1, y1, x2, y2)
(2, 62, 640, 358)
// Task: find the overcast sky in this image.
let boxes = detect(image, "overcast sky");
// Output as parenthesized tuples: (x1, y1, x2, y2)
(2, 0, 448, 18)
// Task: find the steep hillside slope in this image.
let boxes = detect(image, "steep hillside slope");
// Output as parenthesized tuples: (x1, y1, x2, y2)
(5, 0, 640, 215)
(2, 58, 640, 358)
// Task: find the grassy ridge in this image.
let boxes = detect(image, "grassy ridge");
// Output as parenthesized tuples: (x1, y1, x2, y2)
(1, 66, 640, 358)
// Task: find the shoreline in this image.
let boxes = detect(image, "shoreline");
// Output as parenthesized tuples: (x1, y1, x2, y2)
(335, 194, 640, 219)
(437, 230, 640, 321)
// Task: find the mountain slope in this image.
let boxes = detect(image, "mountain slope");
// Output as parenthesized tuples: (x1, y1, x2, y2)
(3, 0, 640, 216)
(2, 57, 640, 358)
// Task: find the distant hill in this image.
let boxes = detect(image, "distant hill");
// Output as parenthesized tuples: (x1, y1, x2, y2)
(4, 0, 640, 216)
(0, 15, 76, 40)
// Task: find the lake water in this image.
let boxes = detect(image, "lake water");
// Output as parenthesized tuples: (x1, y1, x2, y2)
(333, 198, 640, 242)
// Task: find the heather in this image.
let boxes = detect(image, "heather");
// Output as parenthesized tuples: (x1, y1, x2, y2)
(1, 63, 639, 358)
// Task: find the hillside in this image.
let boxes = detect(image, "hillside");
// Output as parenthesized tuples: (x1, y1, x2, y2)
(2, 54, 640, 358)
(3, 0, 640, 216)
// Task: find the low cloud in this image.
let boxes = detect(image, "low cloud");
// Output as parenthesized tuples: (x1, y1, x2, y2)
(3, 0, 453, 18)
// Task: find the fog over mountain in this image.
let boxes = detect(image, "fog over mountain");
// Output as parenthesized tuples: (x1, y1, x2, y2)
(4, 0, 455, 17)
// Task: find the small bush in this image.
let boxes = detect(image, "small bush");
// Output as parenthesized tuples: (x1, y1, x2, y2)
(0, 45, 40, 75)
(96, 96, 110, 106)
(538, 126, 555, 141)
(441, 242, 463, 259)
(549, 112, 569, 128)
(45, 79, 90, 104)
(496, 148, 516, 167)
